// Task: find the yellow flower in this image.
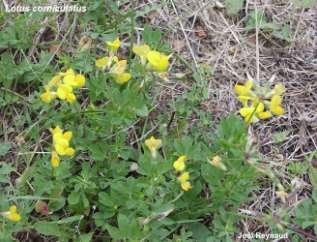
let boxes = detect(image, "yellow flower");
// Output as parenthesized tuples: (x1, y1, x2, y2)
(209, 155, 227, 171)
(51, 151, 60, 168)
(234, 79, 253, 96)
(50, 127, 75, 157)
(41, 69, 84, 104)
(2, 205, 21, 222)
(106, 37, 121, 51)
(269, 95, 284, 116)
(147, 51, 169, 72)
(115, 73, 131, 85)
(50, 126, 63, 136)
(47, 74, 62, 87)
(74, 74, 86, 87)
(239, 105, 259, 124)
(240, 102, 271, 124)
(96, 57, 110, 69)
(62, 69, 85, 88)
(40, 90, 56, 103)
(56, 84, 76, 103)
(180, 181, 192, 191)
(133, 44, 151, 59)
(272, 83, 285, 96)
(95, 56, 119, 70)
(110, 60, 128, 74)
(173, 155, 187, 172)
(234, 78, 286, 123)
(110, 60, 131, 85)
(144, 136, 162, 158)
(62, 68, 75, 84)
(177, 171, 190, 183)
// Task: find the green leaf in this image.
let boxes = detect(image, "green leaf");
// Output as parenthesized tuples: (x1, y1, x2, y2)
(117, 213, 130, 235)
(33, 221, 64, 236)
(309, 167, 317, 188)
(56, 215, 83, 224)
(272, 25, 293, 42)
(143, 25, 162, 49)
(187, 223, 212, 242)
(246, 10, 278, 31)
(68, 191, 80, 205)
(135, 105, 149, 117)
(79, 233, 93, 242)
(225, 0, 244, 15)
(105, 224, 122, 240)
(0, 163, 13, 183)
(0, 142, 11, 156)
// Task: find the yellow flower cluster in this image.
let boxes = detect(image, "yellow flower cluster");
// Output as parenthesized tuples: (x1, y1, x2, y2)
(173, 155, 192, 191)
(50, 126, 75, 168)
(133, 44, 170, 73)
(1, 205, 21, 222)
(234, 79, 285, 124)
(95, 37, 131, 85)
(40, 68, 85, 103)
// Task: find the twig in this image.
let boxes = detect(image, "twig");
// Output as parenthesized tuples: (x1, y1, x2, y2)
(255, 3, 260, 83)
(170, 0, 198, 70)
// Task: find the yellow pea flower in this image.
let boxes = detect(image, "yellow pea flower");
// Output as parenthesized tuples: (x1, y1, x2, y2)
(40, 90, 56, 103)
(110, 60, 128, 74)
(234, 77, 286, 123)
(50, 126, 63, 136)
(74, 74, 86, 87)
(96, 57, 110, 69)
(234, 79, 253, 96)
(63, 131, 73, 141)
(133, 44, 151, 63)
(41, 69, 84, 104)
(47, 74, 62, 87)
(269, 95, 285, 116)
(95, 56, 119, 70)
(147, 51, 169, 72)
(173, 155, 187, 172)
(110, 60, 131, 85)
(54, 137, 73, 156)
(144, 136, 162, 158)
(63, 68, 75, 84)
(255, 102, 273, 120)
(56, 84, 76, 103)
(239, 106, 258, 124)
(1, 205, 21, 222)
(133, 44, 151, 57)
(115, 73, 131, 85)
(106, 37, 121, 51)
(240, 102, 270, 124)
(272, 83, 285, 96)
(208, 155, 227, 171)
(51, 127, 75, 158)
(177, 171, 190, 183)
(51, 151, 60, 168)
(180, 181, 192, 191)
(62, 69, 85, 88)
